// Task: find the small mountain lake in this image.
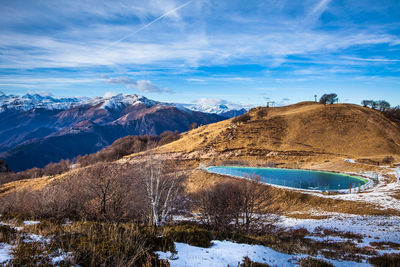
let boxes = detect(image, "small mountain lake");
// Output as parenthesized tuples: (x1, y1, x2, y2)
(206, 166, 368, 191)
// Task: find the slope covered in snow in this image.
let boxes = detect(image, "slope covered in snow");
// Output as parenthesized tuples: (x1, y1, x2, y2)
(0, 92, 251, 117)
(156, 240, 371, 267)
(84, 94, 158, 111)
(0, 93, 81, 112)
(182, 103, 250, 117)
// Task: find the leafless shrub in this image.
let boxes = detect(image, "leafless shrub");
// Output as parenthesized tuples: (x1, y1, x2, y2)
(194, 176, 270, 232)
(42, 159, 70, 176)
(194, 180, 242, 231)
(158, 130, 180, 146)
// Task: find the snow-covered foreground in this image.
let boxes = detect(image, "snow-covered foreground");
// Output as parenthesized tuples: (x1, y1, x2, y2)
(156, 240, 370, 267)
(157, 240, 295, 266)
(166, 211, 400, 266)
(276, 212, 400, 249)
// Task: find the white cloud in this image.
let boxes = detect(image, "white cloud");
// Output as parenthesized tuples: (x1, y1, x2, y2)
(103, 91, 118, 98)
(191, 97, 253, 110)
(104, 76, 172, 93)
(26, 91, 53, 97)
(192, 98, 228, 105)
(186, 78, 206, 82)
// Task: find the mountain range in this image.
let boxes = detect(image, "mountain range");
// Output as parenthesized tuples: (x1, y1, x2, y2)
(0, 93, 248, 172)
(0, 92, 248, 117)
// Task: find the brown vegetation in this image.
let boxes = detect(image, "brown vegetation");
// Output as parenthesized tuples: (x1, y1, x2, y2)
(232, 113, 252, 124)
(298, 256, 334, 267)
(0, 131, 181, 187)
(369, 253, 400, 267)
(193, 175, 270, 231)
(160, 102, 400, 159)
(6, 221, 172, 266)
(0, 160, 184, 224)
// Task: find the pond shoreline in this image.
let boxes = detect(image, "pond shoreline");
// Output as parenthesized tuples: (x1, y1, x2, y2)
(204, 165, 373, 194)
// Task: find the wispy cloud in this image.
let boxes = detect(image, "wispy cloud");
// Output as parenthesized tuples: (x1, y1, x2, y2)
(308, 0, 331, 23)
(186, 78, 206, 82)
(101, 0, 193, 52)
(104, 76, 172, 93)
(0, 0, 399, 104)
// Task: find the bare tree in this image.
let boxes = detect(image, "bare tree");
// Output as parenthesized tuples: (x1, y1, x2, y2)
(81, 162, 122, 220)
(142, 161, 182, 227)
(236, 175, 271, 232)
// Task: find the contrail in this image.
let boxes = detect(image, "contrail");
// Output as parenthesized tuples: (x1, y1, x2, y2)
(101, 0, 193, 51)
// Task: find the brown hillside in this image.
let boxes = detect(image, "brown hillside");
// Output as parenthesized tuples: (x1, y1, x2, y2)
(1, 102, 400, 217)
(158, 102, 400, 158)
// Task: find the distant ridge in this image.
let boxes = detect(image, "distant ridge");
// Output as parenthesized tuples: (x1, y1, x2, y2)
(0, 93, 249, 117)
(0, 93, 225, 171)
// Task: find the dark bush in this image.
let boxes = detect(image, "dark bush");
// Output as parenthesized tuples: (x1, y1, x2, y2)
(382, 106, 400, 127)
(369, 253, 400, 267)
(382, 156, 395, 164)
(232, 113, 251, 124)
(164, 224, 213, 248)
(240, 256, 271, 267)
(319, 93, 338, 105)
(256, 109, 268, 120)
(158, 130, 180, 146)
(0, 225, 17, 243)
(298, 256, 334, 267)
(194, 181, 243, 231)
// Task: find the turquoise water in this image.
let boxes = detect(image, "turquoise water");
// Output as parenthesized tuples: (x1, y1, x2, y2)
(206, 166, 368, 191)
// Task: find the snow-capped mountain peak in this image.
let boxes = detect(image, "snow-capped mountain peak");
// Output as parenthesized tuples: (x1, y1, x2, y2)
(182, 102, 251, 116)
(85, 94, 158, 111)
(0, 93, 81, 112)
(0, 92, 250, 117)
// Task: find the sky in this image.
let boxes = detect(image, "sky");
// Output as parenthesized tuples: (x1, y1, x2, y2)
(0, 0, 399, 107)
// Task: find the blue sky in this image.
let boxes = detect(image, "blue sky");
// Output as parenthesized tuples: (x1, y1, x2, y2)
(0, 0, 399, 106)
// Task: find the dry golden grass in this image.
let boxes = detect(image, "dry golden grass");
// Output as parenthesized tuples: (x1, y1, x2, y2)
(0, 166, 91, 197)
(155, 102, 400, 159)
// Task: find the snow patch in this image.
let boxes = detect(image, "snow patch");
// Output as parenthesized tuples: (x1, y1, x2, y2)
(157, 240, 372, 267)
(24, 221, 40, 226)
(0, 243, 13, 264)
(276, 213, 400, 246)
(156, 240, 298, 267)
